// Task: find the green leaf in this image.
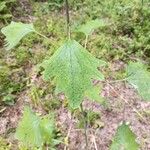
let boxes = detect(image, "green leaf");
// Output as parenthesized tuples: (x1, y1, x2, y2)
(110, 123, 139, 150)
(41, 40, 105, 108)
(15, 107, 55, 148)
(40, 116, 55, 144)
(76, 19, 108, 36)
(15, 107, 43, 147)
(127, 62, 150, 101)
(1, 22, 35, 50)
(85, 85, 105, 104)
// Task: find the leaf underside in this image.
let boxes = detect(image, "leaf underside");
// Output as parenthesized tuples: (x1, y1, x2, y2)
(1, 21, 35, 50)
(41, 40, 105, 108)
(110, 123, 139, 150)
(127, 62, 150, 101)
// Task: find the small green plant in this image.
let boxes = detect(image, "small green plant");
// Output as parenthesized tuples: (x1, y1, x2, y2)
(0, 61, 24, 104)
(28, 84, 43, 107)
(77, 110, 102, 128)
(1, 0, 150, 149)
(16, 106, 59, 149)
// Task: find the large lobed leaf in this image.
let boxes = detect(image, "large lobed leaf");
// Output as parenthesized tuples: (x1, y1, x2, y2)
(110, 123, 139, 150)
(41, 40, 105, 108)
(127, 62, 150, 101)
(1, 21, 35, 50)
(15, 107, 54, 148)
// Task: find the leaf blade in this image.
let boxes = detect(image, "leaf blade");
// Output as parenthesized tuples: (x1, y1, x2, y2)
(1, 21, 35, 50)
(76, 19, 108, 36)
(110, 123, 139, 150)
(15, 107, 43, 147)
(41, 40, 105, 108)
(15, 107, 55, 148)
(127, 62, 150, 101)
(85, 85, 105, 104)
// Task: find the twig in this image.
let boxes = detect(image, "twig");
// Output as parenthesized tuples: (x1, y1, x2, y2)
(89, 128, 99, 150)
(64, 125, 72, 150)
(91, 135, 98, 150)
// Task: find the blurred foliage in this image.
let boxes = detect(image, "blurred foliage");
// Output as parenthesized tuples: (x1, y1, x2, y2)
(0, 136, 11, 150)
(0, 0, 16, 24)
(75, 0, 150, 61)
(0, 56, 25, 104)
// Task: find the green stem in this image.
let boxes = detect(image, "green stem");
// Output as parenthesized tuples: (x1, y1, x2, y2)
(141, 0, 144, 6)
(35, 31, 49, 40)
(106, 78, 128, 83)
(84, 35, 89, 49)
(65, 0, 71, 39)
(80, 103, 88, 150)
(141, 0, 144, 25)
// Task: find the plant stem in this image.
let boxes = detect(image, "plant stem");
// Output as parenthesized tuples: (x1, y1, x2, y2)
(141, 0, 144, 6)
(84, 35, 89, 49)
(141, 0, 144, 25)
(65, 0, 71, 39)
(80, 103, 88, 150)
(35, 31, 49, 40)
